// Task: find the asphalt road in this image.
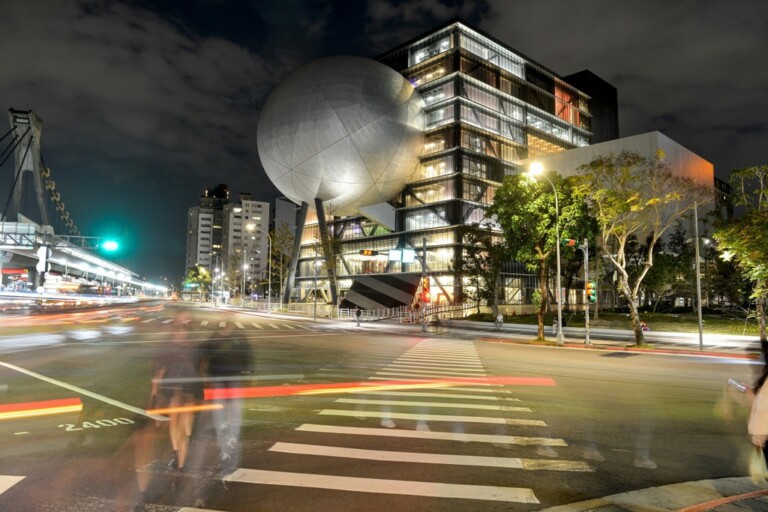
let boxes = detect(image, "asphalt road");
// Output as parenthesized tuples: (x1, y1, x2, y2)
(0, 303, 759, 511)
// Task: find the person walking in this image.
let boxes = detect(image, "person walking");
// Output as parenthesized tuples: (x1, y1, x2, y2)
(495, 312, 503, 330)
(355, 306, 362, 327)
(748, 362, 768, 473)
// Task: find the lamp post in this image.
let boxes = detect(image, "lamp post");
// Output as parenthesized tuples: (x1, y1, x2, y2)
(529, 162, 564, 346)
(693, 202, 704, 350)
(250, 227, 273, 314)
(212, 254, 223, 306)
(242, 223, 256, 310)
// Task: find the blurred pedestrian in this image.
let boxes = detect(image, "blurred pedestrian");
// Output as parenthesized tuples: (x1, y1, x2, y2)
(200, 330, 254, 479)
(495, 312, 503, 330)
(151, 313, 199, 474)
(355, 306, 362, 327)
(749, 362, 768, 468)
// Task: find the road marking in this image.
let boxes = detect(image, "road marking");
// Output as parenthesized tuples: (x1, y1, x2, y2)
(141, 318, 156, 323)
(318, 409, 545, 426)
(0, 475, 24, 495)
(390, 360, 484, 369)
(375, 370, 489, 379)
(0, 361, 167, 422)
(235, 322, 245, 329)
(251, 323, 264, 329)
(201, 321, 209, 326)
(270, 442, 591, 472)
(219, 322, 227, 328)
(382, 366, 487, 376)
(224, 468, 538, 503)
(268, 323, 280, 329)
(297, 424, 564, 446)
(335, 398, 531, 412)
(161, 319, 173, 324)
(366, 378, 499, 390)
(396, 356, 481, 364)
(356, 391, 517, 401)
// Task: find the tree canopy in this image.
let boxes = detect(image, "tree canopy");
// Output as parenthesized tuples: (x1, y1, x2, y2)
(573, 150, 711, 344)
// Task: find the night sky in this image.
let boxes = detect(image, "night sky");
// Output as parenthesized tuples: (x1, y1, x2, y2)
(1, 0, 766, 284)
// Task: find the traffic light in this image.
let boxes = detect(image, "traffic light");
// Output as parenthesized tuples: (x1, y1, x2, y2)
(562, 238, 576, 247)
(359, 249, 379, 256)
(586, 280, 597, 304)
(35, 245, 51, 273)
(421, 277, 431, 303)
(101, 240, 119, 252)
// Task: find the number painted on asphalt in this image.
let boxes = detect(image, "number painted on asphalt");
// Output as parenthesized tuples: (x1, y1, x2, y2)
(57, 418, 135, 431)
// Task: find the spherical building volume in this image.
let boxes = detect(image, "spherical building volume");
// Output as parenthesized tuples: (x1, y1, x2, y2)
(257, 56, 425, 216)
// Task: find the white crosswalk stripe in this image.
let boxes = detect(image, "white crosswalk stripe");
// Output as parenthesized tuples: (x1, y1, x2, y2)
(296, 424, 566, 446)
(270, 442, 591, 472)
(224, 468, 539, 503)
(335, 398, 531, 412)
(0, 476, 24, 496)
(235, 322, 245, 329)
(318, 409, 546, 426)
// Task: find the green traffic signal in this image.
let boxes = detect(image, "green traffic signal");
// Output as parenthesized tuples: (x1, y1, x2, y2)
(101, 240, 119, 252)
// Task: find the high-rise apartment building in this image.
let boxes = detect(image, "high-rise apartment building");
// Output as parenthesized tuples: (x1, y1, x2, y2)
(223, 193, 270, 296)
(289, 20, 598, 307)
(186, 184, 229, 273)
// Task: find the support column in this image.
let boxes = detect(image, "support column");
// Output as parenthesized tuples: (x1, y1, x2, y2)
(314, 198, 338, 306)
(282, 201, 308, 305)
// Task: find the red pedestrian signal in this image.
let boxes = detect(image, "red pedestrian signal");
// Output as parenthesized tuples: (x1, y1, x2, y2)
(421, 277, 431, 303)
(359, 249, 379, 256)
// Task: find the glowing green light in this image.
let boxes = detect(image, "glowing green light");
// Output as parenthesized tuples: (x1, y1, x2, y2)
(101, 240, 119, 252)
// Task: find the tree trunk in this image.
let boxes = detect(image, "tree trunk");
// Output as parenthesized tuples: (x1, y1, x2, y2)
(537, 262, 548, 341)
(757, 288, 767, 353)
(617, 274, 645, 345)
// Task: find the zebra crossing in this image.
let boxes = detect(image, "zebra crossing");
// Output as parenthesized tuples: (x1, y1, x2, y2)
(225, 338, 592, 505)
(1, 339, 590, 510)
(137, 316, 362, 333)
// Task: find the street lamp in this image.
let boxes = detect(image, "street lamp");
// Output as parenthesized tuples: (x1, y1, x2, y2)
(212, 254, 223, 306)
(250, 227, 273, 314)
(242, 223, 255, 310)
(528, 162, 564, 346)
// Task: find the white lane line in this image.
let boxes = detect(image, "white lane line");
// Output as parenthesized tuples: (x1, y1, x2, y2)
(284, 325, 296, 330)
(390, 360, 483, 369)
(161, 319, 174, 324)
(235, 322, 245, 329)
(268, 323, 280, 329)
(297, 424, 566, 446)
(224, 468, 538, 503)
(251, 323, 264, 329)
(0, 361, 167, 421)
(375, 370, 490, 379)
(403, 352, 478, 359)
(382, 367, 487, 377)
(0, 475, 25, 495)
(270, 442, 591, 472)
(201, 320, 209, 326)
(219, 322, 227, 328)
(318, 409, 545, 426)
(141, 318, 156, 324)
(335, 398, 530, 412)
(356, 391, 517, 401)
(366, 378, 499, 390)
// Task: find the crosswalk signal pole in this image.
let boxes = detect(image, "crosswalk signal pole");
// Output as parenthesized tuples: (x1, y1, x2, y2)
(421, 237, 426, 333)
(579, 239, 591, 346)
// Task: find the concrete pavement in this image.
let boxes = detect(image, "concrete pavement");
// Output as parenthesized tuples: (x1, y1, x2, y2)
(216, 306, 768, 511)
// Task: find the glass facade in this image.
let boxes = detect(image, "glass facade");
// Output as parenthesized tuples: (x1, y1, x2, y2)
(292, 21, 592, 306)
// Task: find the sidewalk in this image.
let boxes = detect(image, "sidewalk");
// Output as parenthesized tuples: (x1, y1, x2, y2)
(538, 477, 768, 512)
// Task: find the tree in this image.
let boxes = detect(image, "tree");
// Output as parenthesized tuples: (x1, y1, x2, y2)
(183, 265, 211, 299)
(713, 164, 768, 348)
(455, 222, 510, 316)
(272, 222, 294, 304)
(488, 172, 595, 341)
(573, 150, 711, 345)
